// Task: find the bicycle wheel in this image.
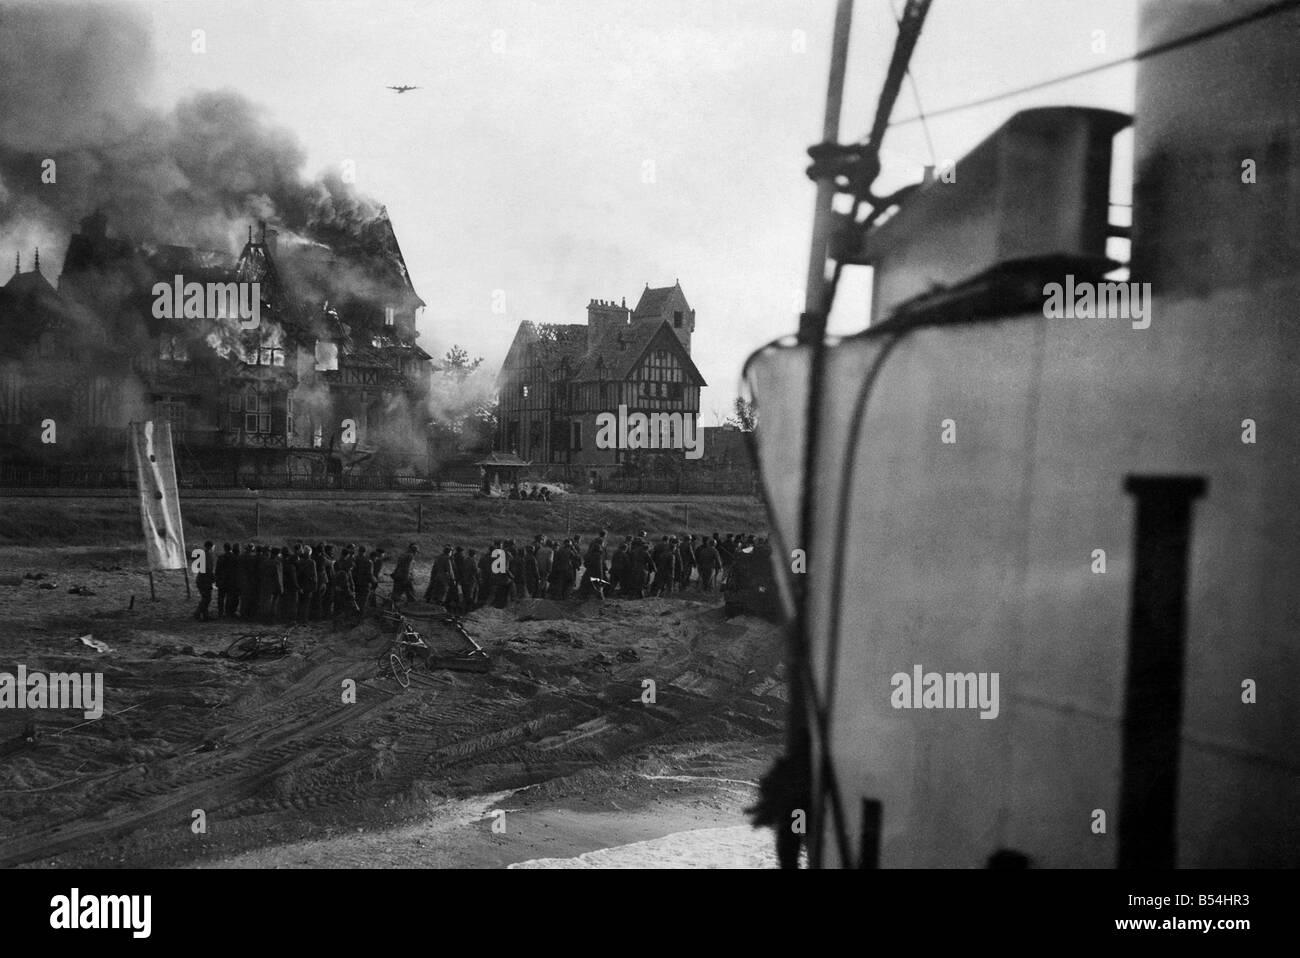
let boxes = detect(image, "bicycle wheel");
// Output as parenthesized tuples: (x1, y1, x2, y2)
(224, 633, 262, 660)
(389, 651, 411, 688)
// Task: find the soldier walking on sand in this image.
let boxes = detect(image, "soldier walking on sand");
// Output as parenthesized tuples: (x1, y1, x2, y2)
(391, 543, 418, 603)
(295, 545, 317, 622)
(369, 548, 387, 606)
(535, 538, 554, 597)
(257, 546, 282, 622)
(237, 542, 257, 619)
(677, 534, 696, 590)
(331, 554, 360, 619)
(425, 545, 457, 605)
(215, 542, 236, 618)
(696, 534, 719, 592)
(193, 540, 215, 621)
(354, 547, 376, 610)
(455, 546, 478, 609)
(319, 544, 336, 618)
(281, 544, 299, 622)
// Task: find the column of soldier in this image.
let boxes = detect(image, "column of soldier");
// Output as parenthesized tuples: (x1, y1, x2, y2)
(191, 532, 772, 622)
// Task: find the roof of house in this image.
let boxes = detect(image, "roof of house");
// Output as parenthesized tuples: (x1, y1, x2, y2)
(0, 266, 68, 356)
(573, 319, 664, 380)
(632, 282, 685, 320)
(505, 311, 706, 386)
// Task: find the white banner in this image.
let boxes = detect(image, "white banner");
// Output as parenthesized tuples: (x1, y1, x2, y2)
(130, 421, 186, 571)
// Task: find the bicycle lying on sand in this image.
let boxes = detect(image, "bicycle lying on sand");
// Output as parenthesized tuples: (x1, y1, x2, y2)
(376, 619, 429, 689)
(223, 631, 291, 661)
(374, 608, 491, 688)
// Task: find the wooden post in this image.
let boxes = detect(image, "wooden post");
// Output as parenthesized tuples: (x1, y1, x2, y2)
(417, 501, 424, 533)
(183, 564, 191, 599)
(255, 499, 262, 538)
(149, 571, 157, 602)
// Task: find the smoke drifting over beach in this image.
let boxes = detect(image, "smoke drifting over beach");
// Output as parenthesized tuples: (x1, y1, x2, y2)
(0, 3, 383, 269)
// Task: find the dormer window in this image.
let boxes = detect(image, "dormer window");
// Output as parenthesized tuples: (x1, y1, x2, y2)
(673, 310, 683, 328)
(385, 305, 395, 326)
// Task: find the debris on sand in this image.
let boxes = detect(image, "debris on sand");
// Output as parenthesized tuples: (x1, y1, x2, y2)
(516, 599, 569, 622)
(37, 582, 57, 590)
(68, 586, 97, 596)
(23, 572, 47, 580)
(78, 634, 112, 654)
(0, 575, 21, 587)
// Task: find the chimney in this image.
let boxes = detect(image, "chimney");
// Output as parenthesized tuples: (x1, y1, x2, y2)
(587, 296, 629, 338)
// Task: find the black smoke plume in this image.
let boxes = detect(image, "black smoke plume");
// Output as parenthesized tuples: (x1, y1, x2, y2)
(0, 2, 384, 271)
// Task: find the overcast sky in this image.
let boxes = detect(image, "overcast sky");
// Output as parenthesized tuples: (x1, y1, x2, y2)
(137, 0, 1137, 419)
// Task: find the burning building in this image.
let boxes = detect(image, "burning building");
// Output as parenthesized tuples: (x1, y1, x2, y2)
(0, 208, 434, 485)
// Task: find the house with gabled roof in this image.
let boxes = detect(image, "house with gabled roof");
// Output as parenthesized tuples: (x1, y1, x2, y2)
(496, 281, 705, 470)
(1, 208, 435, 481)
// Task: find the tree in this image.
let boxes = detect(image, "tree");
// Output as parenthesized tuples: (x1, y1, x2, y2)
(427, 344, 493, 455)
(440, 344, 483, 379)
(726, 397, 758, 431)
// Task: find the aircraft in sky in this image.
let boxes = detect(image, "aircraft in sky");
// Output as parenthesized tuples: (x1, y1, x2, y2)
(386, 85, 420, 94)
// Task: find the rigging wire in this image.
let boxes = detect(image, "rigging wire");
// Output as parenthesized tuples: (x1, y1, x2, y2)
(888, 0, 1300, 128)
(889, 0, 937, 166)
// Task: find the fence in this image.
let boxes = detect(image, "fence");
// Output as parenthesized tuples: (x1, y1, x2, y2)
(0, 463, 756, 496)
(0, 463, 479, 493)
(590, 476, 759, 496)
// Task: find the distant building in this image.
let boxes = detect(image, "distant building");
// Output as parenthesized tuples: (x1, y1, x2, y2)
(495, 281, 706, 471)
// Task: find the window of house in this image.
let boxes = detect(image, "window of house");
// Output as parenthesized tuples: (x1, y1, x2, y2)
(571, 420, 582, 451)
(243, 346, 284, 366)
(313, 424, 323, 448)
(285, 393, 294, 440)
(159, 336, 189, 362)
(669, 382, 683, 401)
(522, 384, 530, 399)
(385, 305, 395, 326)
(242, 392, 271, 434)
(673, 310, 683, 328)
